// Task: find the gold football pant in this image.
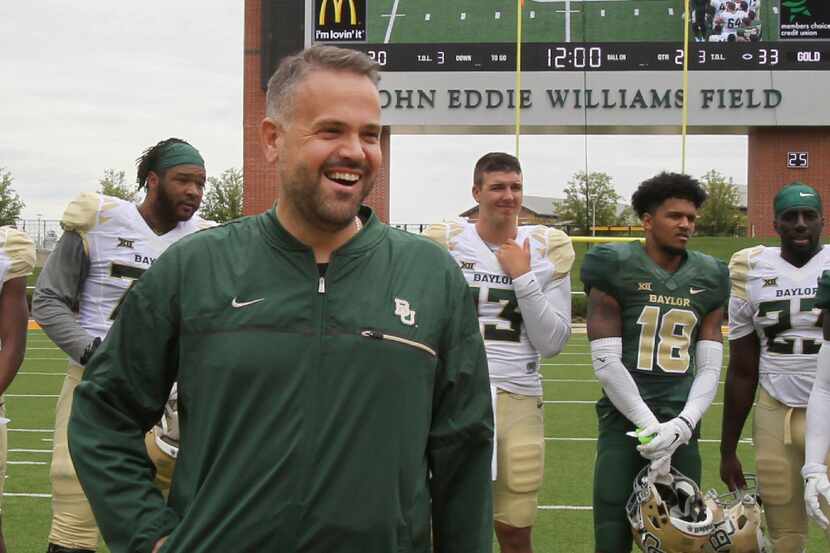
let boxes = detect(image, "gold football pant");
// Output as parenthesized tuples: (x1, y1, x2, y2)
(493, 390, 545, 528)
(753, 388, 830, 553)
(49, 362, 176, 549)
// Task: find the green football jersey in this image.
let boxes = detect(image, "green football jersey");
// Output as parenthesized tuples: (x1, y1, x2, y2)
(581, 242, 729, 409)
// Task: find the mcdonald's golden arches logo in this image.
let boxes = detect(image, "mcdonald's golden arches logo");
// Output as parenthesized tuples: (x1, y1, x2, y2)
(314, 0, 366, 42)
(319, 0, 358, 26)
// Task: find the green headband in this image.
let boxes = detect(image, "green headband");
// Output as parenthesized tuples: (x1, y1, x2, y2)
(155, 142, 205, 172)
(773, 182, 822, 217)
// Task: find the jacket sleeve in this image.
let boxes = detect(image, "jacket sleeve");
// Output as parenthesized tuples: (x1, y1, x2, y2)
(32, 231, 95, 363)
(429, 262, 494, 553)
(67, 248, 181, 553)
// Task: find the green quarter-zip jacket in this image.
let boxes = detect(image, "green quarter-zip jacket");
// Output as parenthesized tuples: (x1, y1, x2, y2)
(68, 206, 494, 553)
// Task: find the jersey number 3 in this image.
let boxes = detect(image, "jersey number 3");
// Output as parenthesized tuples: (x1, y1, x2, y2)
(636, 306, 698, 373)
(471, 286, 523, 342)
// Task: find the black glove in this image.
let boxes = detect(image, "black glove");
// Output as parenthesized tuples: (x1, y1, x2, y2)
(80, 336, 102, 365)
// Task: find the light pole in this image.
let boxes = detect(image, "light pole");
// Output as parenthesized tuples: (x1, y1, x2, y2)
(591, 197, 597, 237)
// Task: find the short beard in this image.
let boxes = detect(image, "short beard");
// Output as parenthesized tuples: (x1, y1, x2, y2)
(155, 180, 188, 223)
(280, 159, 374, 233)
(658, 242, 687, 257)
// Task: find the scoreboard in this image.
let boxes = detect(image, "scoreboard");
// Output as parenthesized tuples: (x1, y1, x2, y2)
(349, 42, 829, 71)
(263, 0, 830, 130)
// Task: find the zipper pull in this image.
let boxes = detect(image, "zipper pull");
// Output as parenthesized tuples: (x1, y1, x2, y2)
(318, 276, 326, 294)
(361, 328, 383, 339)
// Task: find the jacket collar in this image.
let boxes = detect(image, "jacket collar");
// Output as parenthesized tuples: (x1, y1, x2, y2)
(259, 204, 386, 255)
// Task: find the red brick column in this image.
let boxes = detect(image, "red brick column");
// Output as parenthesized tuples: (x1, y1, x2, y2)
(748, 128, 830, 237)
(243, 0, 391, 221)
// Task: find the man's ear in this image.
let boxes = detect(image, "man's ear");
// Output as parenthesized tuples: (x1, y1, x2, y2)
(261, 117, 284, 164)
(472, 184, 481, 203)
(146, 171, 160, 197)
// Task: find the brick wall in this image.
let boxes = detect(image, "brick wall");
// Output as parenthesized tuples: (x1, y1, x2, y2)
(748, 128, 830, 237)
(243, 0, 390, 221)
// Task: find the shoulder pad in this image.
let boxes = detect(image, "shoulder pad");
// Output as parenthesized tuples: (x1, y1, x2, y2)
(530, 227, 574, 279)
(580, 243, 622, 294)
(728, 245, 764, 300)
(421, 222, 465, 250)
(1, 227, 36, 281)
(193, 216, 218, 231)
(62, 193, 126, 233)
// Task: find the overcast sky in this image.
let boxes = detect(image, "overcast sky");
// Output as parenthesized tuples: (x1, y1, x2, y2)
(2, 2, 746, 224)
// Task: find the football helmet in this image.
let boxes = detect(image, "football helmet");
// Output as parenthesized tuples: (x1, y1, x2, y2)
(627, 466, 716, 552)
(704, 475, 771, 553)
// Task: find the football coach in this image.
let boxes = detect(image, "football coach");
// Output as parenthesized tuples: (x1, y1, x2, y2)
(67, 45, 494, 553)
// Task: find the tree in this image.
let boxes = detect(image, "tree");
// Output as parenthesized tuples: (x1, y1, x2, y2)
(200, 168, 243, 223)
(0, 167, 25, 226)
(98, 169, 138, 202)
(696, 170, 744, 236)
(555, 171, 622, 235)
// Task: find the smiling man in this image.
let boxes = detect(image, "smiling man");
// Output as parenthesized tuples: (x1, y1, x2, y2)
(33, 138, 212, 553)
(580, 172, 728, 553)
(721, 182, 830, 553)
(67, 45, 493, 553)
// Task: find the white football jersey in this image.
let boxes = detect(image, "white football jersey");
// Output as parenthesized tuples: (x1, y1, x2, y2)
(0, 226, 36, 294)
(425, 222, 574, 396)
(61, 193, 214, 340)
(729, 245, 830, 407)
(719, 10, 747, 37)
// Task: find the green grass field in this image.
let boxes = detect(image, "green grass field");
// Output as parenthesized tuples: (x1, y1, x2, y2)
(368, 0, 781, 44)
(6, 328, 829, 552)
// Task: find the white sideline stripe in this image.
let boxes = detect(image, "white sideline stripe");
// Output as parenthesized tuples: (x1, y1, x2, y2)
(3, 493, 51, 498)
(24, 347, 62, 350)
(5, 394, 59, 398)
(22, 358, 67, 361)
(9, 449, 52, 454)
(8, 429, 53, 433)
(538, 505, 592, 511)
(9, 461, 47, 465)
(541, 363, 592, 366)
(383, 0, 401, 43)
(17, 372, 64, 376)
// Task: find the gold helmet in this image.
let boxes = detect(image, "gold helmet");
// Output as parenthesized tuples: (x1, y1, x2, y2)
(704, 475, 771, 553)
(626, 466, 716, 553)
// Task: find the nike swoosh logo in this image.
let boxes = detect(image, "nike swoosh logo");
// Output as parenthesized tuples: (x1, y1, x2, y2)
(669, 433, 680, 447)
(231, 297, 265, 308)
(800, 193, 815, 197)
(690, 288, 705, 294)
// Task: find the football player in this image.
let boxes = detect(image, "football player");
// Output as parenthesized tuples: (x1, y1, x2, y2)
(32, 138, 213, 553)
(802, 271, 830, 537)
(0, 226, 36, 553)
(424, 152, 573, 553)
(581, 172, 728, 553)
(715, 2, 748, 41)
(721, 182, 829, 553)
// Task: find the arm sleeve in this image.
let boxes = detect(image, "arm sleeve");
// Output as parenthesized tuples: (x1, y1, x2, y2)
(31, 231, 94, 363)
(513, 271, 571, 358)
(591, 337, 659, 429)
(805, 340, 830, 470)
(68, 252, 181, 553)
(429, 263, 493, 553)
(679, 340, 724, 427)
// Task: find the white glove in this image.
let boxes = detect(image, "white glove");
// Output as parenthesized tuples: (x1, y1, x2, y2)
(803, 466, 830, 530)
(637, 417, 693, 460)
(647, 455, 672, 486)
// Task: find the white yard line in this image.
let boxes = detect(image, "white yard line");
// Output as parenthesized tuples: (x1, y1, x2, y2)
(5, 394, 59, 398)
(384, 0, 402, 43)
